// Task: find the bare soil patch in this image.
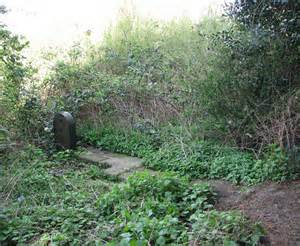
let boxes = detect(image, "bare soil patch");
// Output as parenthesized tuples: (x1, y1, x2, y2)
(209, 180, 300, 246)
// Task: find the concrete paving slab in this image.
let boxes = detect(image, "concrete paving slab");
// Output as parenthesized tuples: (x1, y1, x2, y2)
(79, 147, 143, 176)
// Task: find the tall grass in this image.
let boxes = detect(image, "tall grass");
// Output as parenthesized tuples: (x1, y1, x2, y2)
(46, 15, 230, 131)
(38, 9, 299, 171)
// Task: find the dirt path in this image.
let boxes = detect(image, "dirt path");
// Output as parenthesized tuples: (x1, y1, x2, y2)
(209, 180, 300, 246)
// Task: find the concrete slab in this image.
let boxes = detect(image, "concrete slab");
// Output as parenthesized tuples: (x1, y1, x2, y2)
(79, 147, 143, 176)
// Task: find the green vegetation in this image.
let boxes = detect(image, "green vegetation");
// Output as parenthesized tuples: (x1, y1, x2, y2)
(0, 147, 111, 244)
(38, 0, 298, 179)
(0, 0, 299, 244)
(81, 125, 292, 184)
(0, 148, 265, 244)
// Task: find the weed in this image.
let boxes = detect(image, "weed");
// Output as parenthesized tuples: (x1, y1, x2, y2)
(0, 148, 264, 245)
(95, 172, 263, 244)
(189, 210, 265, 245)
(82, 126, 293, 185)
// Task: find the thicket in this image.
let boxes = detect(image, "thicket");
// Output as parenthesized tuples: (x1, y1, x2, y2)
(40, 0, 298, 178)
(0, 7, 29, 149)
(0, 0, 298, 176)
(0, 1, 299, 244)
(45, 0, 299, 152)
(1, 0, 299, 177)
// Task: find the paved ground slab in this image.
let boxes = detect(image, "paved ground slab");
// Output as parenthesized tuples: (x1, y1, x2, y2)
(79, 147, 143, 176)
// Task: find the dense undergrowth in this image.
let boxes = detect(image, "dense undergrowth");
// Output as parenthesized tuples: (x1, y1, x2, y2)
(0, 147, 265, 245)
(0, 1, 299, 244)
(1, 1, 298, 169)
(81, 125, 293, 185)
(37, 1, 298, 176)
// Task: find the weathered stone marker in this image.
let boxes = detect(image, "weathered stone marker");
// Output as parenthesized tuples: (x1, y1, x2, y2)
(53, 111, 76, 149)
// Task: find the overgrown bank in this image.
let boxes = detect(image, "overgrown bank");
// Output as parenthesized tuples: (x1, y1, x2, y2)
(0, 0, 299, 245)
(1, 1, 299, 174)
(36, 1, 300, 177)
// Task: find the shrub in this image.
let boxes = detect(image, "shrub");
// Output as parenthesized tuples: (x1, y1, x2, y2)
(43, 9, 299, 160)
(0, 10, 31, 130)
(194, 0, 299, 151)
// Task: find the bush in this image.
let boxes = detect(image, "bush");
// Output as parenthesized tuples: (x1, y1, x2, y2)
(43, 16, 226, 131)
(0, 12, 31, 130)
(44, 9, 299, 159)
(0, 126, 12, 153)
(195, 0, 299, 151)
